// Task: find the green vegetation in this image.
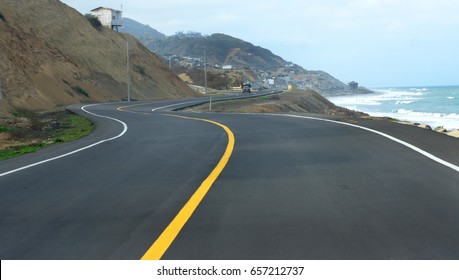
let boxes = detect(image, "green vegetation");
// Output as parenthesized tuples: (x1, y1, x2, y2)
(71, 85, 90, 97)
(85, 14, 102, 30)
(0, 143, 45, 160)
(12, 108, 40, 119)
(0, 125, 13, 133)
(0, 110, 94, 161)
(53, 114, 94, 142)
(0, 11, 5, 21)
(62, 80, 90, 97)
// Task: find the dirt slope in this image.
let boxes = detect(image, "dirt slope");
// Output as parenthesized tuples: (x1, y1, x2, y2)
(0, 0, 198, 114)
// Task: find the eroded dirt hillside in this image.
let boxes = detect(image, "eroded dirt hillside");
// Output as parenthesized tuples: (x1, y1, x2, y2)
(0, 0, 198, 113)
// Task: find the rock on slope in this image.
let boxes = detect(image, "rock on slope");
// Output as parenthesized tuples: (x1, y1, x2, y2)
(0, 0, 198, 113)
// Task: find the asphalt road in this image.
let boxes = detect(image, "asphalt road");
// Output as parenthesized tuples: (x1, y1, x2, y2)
(1, 96, 459, 260)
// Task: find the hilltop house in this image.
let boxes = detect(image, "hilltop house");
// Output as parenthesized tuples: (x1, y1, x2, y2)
(348, 81, 359, 90)
(90, 7, 122, 31)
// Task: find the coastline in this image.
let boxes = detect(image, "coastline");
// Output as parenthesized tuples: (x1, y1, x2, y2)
(394, 119, 459, 138)
(327, 86, 459, 138)
(361, 116, 459, 139)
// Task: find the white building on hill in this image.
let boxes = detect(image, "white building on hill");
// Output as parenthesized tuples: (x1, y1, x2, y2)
(90, 7, 122, 31)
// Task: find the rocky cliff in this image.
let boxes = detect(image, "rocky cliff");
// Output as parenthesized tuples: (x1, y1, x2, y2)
(0, 0, 198, 114)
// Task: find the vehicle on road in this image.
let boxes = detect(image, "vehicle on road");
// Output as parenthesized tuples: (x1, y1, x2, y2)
(242, 82, 252, 93)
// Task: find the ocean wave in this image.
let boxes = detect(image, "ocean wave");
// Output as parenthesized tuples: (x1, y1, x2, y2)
(378, 90, 428, 98)
(393, 109, 414, 114)
(378, 110, 459, 130)
(328, 96, 382, 106)
(393, 109, 459, 117)
(409, 88, 428, 92)
(331, 86, 459, 129)
(375, 88, 432, 97)
(330, 91, 423, 107)
(395, 100, 416, 105)
(362, 90, 428, 105)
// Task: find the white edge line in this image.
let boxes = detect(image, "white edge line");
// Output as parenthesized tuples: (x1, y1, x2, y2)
(275, 114, 459, 173)
(0, 104, 128, 177)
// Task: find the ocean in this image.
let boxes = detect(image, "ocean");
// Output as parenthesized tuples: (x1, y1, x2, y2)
(328, 86, 459, 130)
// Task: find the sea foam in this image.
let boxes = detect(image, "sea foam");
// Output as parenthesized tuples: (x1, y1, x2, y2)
(329, 86, 459, 130)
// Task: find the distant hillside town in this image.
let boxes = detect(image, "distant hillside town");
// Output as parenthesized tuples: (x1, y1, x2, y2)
(79, 6, 372, 96)
(120, 18, 372, 96)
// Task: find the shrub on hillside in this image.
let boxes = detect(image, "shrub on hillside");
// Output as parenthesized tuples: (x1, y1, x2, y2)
(71, 85, 90, 97)
(85, 14, 102, 30)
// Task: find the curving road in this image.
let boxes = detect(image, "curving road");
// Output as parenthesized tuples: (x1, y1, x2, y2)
(1, 95, 459, 260)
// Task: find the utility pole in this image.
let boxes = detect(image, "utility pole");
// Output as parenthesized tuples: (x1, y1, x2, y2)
(126, 40, 131, 102)
(204, 50, 208, 95)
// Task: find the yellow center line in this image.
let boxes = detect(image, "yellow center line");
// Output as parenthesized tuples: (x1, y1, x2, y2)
(115, 103, 235, 260)
(140, 113, 235, 260)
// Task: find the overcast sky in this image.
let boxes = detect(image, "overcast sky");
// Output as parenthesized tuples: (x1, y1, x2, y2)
(61, 0, 458, 87)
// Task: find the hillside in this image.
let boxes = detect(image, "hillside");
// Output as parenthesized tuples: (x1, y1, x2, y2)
(0, 0, 198, 114)
(146, 33, 288, 71)
(122, 18, 166, 41)
(129, 29, 371, 95)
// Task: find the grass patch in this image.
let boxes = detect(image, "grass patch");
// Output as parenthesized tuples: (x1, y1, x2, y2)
(0, 144, 45, 160)
(52, 114, 94, 143)
(0, 110, 94, 161)
(0, 125, 13, 133)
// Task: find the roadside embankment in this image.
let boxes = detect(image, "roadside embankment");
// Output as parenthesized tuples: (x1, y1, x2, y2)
(185, 89, 366, 117)
(186, 89, 459, 139)
(0, 109, 93, 160)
